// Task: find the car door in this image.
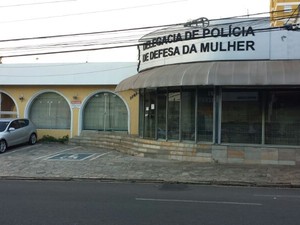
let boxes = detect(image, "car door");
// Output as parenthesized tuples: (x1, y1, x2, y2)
(6, 120, 26, 146)
(18, 119, 30, 143)
(6, 120, 20, 146)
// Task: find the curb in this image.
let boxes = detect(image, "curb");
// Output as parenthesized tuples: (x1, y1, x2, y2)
(1, 176, 299, 188)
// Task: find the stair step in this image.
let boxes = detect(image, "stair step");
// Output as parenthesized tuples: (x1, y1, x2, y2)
(68, 131, 212, 162)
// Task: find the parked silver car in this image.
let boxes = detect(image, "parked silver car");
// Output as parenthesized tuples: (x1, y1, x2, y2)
(0, 118, 37, 153)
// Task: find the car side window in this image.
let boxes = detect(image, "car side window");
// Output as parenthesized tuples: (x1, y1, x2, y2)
(19, 119, 28, 128)
(0, 122, 9, 132)
(10, 120, 20, 130)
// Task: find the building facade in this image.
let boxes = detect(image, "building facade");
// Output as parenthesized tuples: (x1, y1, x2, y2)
(270, 0, 300, 27)
(0, 62, 138, 139)
(116, 18, 300, 165)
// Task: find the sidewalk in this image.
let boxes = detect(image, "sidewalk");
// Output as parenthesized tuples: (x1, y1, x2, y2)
(0, 143, 299, 187)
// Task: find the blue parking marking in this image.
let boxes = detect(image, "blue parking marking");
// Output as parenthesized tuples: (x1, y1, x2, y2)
(47, 153, 94, 161)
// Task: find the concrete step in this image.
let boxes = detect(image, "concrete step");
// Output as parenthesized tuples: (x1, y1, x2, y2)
(68, 131, 209, 161)
(68, 131, 299, 165)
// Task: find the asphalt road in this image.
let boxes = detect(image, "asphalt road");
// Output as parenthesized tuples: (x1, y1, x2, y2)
(0, 180, 300, 225)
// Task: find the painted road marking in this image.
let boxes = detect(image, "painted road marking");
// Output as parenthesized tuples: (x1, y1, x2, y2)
(47, 153, 95, 161)
(89, 151, 112, 161)
(254, 194, 300, 199)
(3, 144, 42, 156)
(34, 146, 82, 160)
(135, 198, 262, 206)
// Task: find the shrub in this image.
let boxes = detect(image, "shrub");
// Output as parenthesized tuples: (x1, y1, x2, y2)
(39, 135, 69, 144)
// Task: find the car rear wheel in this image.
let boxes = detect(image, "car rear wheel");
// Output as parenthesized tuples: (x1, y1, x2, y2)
(0, 140, 7, 153)
(29, 133, 37, 145)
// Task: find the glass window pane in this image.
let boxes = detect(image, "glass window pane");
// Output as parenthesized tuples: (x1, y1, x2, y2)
(168, 90, 180, 140)
(83, 92, 128, 131)
(265, 90, 300, 145)
(157, 89, 167, 140)
(139, 89, 144, 137)
(30, 92, 70, 129)
(144, 89, 156, 139)
(197, 89, 214, 142)
(0, 93, 17, 118)
(221, 90, 262, 144)
(107, 94, 128, 131)
(181, 88, 196, 141)
(84, 93, 105, 130)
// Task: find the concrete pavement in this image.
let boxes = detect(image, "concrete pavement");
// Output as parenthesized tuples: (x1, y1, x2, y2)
(0, 142, 299, 187)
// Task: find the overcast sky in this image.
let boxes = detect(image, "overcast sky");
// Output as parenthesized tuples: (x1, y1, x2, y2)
(0, 0, 270, 63)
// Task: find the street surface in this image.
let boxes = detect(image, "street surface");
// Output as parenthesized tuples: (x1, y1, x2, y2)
(0, 180, 300, 225)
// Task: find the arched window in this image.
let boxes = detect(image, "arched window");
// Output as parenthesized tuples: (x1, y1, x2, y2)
(0, 92, 17, 118)
(83, 92, 128, 131)
(29, 92, 71, 129)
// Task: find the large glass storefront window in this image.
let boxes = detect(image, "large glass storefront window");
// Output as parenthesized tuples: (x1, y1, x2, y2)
(139, 89, 144, 137)
(181, 88, 195, 141)
(140, 87, 214, 143)
(140, 87, 300, 146)
(197, 89, 214, 142)
(265, 90, 300, 145)
(144, 89, 156, 139)
(168, 90, 180, 140)
(157, 89, 167, 139)
(221, 90, 262, 144)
